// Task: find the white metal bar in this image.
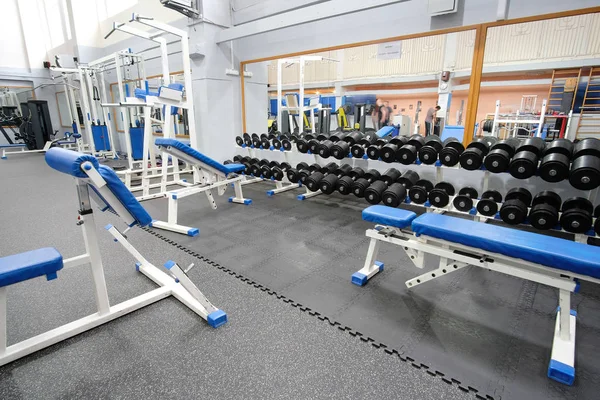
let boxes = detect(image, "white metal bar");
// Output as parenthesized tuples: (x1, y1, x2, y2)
(80, 212, 111, 315)
(63, 254, 91, 269)
(0, 287, 6, 355)
(167, 262, 217, 314)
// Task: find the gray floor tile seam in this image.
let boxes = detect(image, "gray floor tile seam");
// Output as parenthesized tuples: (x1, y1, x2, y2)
(139, 226, 495, 400)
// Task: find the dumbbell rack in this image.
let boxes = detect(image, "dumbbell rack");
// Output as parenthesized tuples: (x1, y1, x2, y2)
(235, 145, 301, 197)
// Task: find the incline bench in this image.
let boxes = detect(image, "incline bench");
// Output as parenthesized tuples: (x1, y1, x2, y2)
(0, 148, 227, 367)
(152, 138, 251, 236)
(354, 205, 600, 386)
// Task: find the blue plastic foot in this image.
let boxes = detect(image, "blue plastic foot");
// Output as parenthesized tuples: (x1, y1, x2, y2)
(424, 201, 431, 207)
(135, 262, 141, 272)
(46, 272, 58, 281)
(244, 199, 252, 205)
(351, 272, 368, 286)
(270, 146, 274, 151)
(404, 196, 411, 204)
(187, 228, 200, 237)
(375, 261, 384, 272)
(435, 160, 442, 167)
(297, 194, 306, 200)
(228, 196, 234, 203)
(164, 260, 176, 270)
(415, 159, 422, 165)
(1, 156, 6, 160)
(548, 360, 575, 385)
(362, 154, 368, 159)
(207, 310, 228, 328)
(469, 207, 477, 215)
(267, 190, 275, 197)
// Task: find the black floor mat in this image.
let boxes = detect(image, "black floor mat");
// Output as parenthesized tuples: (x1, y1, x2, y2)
(142, 181, 600, 400)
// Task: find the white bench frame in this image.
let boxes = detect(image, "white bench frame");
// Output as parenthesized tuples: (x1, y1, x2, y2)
(0, 160, 224, 367)
(150, 144, 251, 236)
(354, 223, 600, 385)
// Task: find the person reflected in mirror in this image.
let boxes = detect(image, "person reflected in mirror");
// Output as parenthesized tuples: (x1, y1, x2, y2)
(373, 98, 383, 130)
(425, 105, 440, 136)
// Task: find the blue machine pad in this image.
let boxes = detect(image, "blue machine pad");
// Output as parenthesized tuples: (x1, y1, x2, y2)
(96, 165, 153, 227)
(362, 205, 417, 229)
(412, 213, 600, 279)
(45, 147, 99, 178)
(155, 138, 245, 175)
(0, 248, 63, 287)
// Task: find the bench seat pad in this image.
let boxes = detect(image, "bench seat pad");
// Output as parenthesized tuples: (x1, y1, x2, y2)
(412, 213, 600, 279)
(0, 248, 63, 288)
(362, 205, 417, 229)
(155, 138, 245, 175)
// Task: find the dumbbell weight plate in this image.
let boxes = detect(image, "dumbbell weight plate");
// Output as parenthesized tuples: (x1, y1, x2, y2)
(543, 139, 573, 158)
(505, 187, 532, 207)
(243, 133, 252, 146)
(518, 137, 546, 158)
(382, 183, 408, 208)
(484, 148, 511, 173)
(235, 136, 244, 146)
(428, 182, 455, 208)
(476, 190, 502, 217)
(365, 181, 388, 205)
(594, 205, 600, 236)
(396, 145, 418, 165)
(308, 139, 320, 154)
(569, 155, 600, 190)
(459, 147, 484, 170)
(282, 138, 292, 151)
(509, 151, 538, 179)
(260, 165, 273, 179)
(500, 199, 528, 225)
(272, 137, 282, 150)
(336, 176, 354, 195)
(560, 197, 594, 234)
(539, 153, 570, 183)
(452, 187, 478, 212)
(573, 138, 600, 159)
(529, 203, 559, 230)
(491, 139, 517, 158)
(397, 170, 420, 188)
(408, 180, 433, 204)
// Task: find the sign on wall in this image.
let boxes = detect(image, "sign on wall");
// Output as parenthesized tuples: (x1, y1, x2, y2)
(377, 41, 402, 60)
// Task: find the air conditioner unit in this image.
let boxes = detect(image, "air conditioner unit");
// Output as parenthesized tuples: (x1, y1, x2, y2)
(160, 0, 200, 18)
(428, 0, 458, 16)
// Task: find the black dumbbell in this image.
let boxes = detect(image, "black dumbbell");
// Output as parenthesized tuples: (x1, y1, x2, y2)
(570, 138, 600, 190)
(528, 191, 562, 230)
(543, 139, 573, 158)
(295, 133, 316, 153)
(428, 182, 455, 208)
(453, 187, 478, 212)
(243, 157, 260, 175)
(484, 138, 519, 173)
(251, 133, 262, 148)
(223, 159, 233, 165)
(298, 163, 325, 184)
(325, 132, 353, 160)
(418, 135, 443, 165)
(560, 197, 594, 234)
(343, 131, 364, 146)
(286, 162, 311, 183)
(351, 133, 378, 158)
(316, 133, 330, 142)
(317, 140, 335, 158)
(351, 169, 382, 198)
(460, 137, 494, 170)
(365, 180, 389, 205)
(319, 164, 353, 194)
(500, 187, 532, 225)
(366, 136, 392, 160)
(380, 137, 408, 163)
(233, 155, 243, 162)
(280, 134, 294, 151)
(243, 133, 252, 146)
(260, 134, 271, 149)
(250, 158, 270, 176)
(271, 162, 292, 181)
(509, 137, 546, 179)
(381, 183, 408, 208)
(336, 167, 366, 195)
(397, 135, 425, 165)
(235, 135, 244, 146)
(305, 162, 339, 192)
(439, 137, 465, 167)
(381, 168, 402, 186)
(476, 190, 502, 217)
(397, 170, 420, 189)
(408, 179, 433, 204)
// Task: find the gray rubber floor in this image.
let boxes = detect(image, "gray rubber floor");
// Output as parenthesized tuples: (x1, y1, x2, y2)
(140, 176, 600, 400)
(0, 155, 471, 399)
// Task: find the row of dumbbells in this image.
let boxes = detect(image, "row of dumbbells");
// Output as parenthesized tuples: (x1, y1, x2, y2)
(236, 131, 600, 191)
(235, 132, 295, 152)
(226, 156, 600, 235)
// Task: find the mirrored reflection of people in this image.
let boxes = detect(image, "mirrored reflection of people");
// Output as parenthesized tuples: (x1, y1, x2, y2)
(373, 98, 383, 130)
(381, 101, 393, 127)
(425, 105, 440, 136)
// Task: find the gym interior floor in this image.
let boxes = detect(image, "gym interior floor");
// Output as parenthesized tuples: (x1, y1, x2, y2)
(1, 156, 599, 400)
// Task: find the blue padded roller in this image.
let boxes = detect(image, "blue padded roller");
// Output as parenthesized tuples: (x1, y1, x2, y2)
(362, 205, 417, 229)
(411, 213, 600, 279)
(155, 138, 245, 175)
(45, 147, 99, 178)
(96, 165, 152, 227)
(0, 248, 63, 288)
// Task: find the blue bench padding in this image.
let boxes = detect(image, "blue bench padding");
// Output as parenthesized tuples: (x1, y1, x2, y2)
(134, 87, 159, 101)
(155, 138, 245, 175)
(0, 248, 63, 288)
(362, 205, 417, 229)
(411, 213, 600, 279)
(96, 165, 153, 227)
(0, 144, 27, 148)
(45, 147, 100, 178)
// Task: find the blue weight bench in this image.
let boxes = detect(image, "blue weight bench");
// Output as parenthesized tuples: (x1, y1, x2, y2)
(1, 143, 27, 159)
(354, 205, 600, 386)
(151, 138, 251, 236)
(0, 148, 228, 367)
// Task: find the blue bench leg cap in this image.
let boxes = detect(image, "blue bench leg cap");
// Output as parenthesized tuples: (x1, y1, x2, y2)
(548, 360, 575, 385)
(187, 228, 200, 237)
(267, 190, 275, 197)
(244, 199, 252, 205)
(297, 194, 306, 200)
(228, 196, 233, 203)
(375, 261, 384, 271)
(351, 272, 368, 286)
(1, 156, 6, 160)
(135, 262, 141, 271)
(207, 310, 228, 328)
(46, 272, 58, 281)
